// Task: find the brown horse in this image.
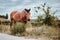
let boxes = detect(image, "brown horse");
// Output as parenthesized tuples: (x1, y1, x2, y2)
(10, 9, 31, 27)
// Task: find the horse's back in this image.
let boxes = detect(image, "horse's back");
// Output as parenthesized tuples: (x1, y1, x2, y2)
(13, 13, 21, 21)
(10, 11, 17, 18)
(10, 10, 25, 21)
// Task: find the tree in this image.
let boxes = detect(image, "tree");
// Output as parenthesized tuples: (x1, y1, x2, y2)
(41, 3, 57, 25)
(6, 13, 8, 19)
(34, 3, 57, 25)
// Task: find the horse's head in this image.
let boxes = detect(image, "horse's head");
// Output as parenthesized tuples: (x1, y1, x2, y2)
(24, 8, 31, 21)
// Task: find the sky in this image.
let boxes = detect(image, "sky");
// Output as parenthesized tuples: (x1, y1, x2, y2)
(0, 0, 60, 20)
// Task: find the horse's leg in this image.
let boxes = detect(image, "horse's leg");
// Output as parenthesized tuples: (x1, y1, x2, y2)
(10, 18, 13, 28)
(13, 20, 16, 25)
(10, 18, 16, 28)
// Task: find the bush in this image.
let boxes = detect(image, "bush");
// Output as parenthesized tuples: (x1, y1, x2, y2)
(10, 22, 25, 35)
(43, 16, 54, 25)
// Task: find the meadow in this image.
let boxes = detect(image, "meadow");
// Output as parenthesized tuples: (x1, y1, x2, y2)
(0, 3, 60, 40)
(0, 20, 60, 40)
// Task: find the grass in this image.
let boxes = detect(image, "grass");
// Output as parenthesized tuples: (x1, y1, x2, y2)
(10, 22, 25, 35)
(0, 21, 60, 40)
(0, 25, 10, 33)
(42, 25, 60, 40)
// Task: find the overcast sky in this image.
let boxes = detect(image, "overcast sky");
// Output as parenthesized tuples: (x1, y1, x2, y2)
(0, 0, 60, 19)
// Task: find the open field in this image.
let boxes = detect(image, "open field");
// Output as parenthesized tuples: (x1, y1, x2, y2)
(0, 0, 60, 40)
(0, 22, 60, 40)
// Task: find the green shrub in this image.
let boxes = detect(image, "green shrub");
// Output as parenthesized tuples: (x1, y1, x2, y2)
(10, 22, 25, 35)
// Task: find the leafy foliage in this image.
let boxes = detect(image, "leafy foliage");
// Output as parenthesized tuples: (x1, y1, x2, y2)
(34, 3, 57, 26)
(42, 4, 56, 25)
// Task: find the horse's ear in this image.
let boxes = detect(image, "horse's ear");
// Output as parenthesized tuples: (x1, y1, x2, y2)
(25, 8, 27, 11)
(24, 8, 31, 13)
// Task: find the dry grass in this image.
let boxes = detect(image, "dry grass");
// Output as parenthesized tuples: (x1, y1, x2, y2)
(25, 24, 60, 39)
(42, 25, 60, 40)
(0, 22, 60, 40)
(0, 25, 10, 33)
